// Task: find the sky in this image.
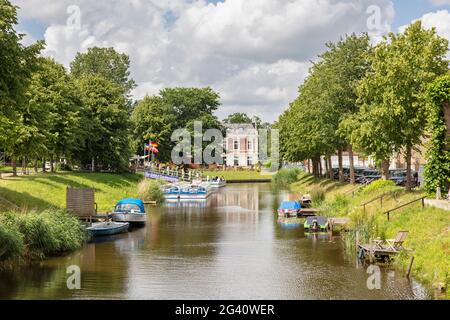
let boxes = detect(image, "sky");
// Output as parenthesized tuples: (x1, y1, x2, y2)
(13, 0, 450, 122)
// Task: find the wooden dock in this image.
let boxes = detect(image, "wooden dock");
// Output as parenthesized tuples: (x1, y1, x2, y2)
(328, 217, 350, 232)
(358, 243, 400, 261)
(299, 208, 319, 216)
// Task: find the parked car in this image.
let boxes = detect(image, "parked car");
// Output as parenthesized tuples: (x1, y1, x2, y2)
(358, 169, 381, 184)
(389, 170, 417, 187)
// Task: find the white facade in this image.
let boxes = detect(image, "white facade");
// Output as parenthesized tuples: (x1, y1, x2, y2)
(223, 123, 259, 167)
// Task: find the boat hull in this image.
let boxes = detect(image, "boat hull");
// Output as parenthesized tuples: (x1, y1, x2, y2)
(87, 222, 129, 237)
(112, 212, 147, 226)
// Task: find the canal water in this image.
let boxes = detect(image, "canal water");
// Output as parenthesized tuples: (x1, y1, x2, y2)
(0, 184, 431, 300)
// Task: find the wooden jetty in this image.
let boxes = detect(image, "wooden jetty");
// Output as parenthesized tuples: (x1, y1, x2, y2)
(66, 187, 111, 222)
(299, 208, 319, 216)
(328, 217, 350, 232)
(358, 231, 409, 261)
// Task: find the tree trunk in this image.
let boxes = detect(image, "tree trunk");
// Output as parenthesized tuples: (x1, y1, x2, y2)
(50, 157, 54, 173)
(324, 156, 329, 179)
(381, 158, 390, 180)
(12, 156, 17, 177)
(338, 149, 344, 182)
(42, 158, 46, 173)
(22, 158, 27, 175)
(319, 157, 323, 177)
(34, 159, 38, 173)
(307, 159, 311, 174)
(349, 145, 355, 184)
(405, 145, 412, 192)
(92, 157, 95, 172)
(328, 156, 333, 179)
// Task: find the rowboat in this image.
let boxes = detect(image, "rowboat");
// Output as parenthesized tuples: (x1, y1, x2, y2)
(111, 198, 147, 226)
(277, 201, 301, 218)
(87, 221, 129, 237)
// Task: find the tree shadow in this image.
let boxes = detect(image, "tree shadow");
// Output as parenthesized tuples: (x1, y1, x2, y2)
(0, 187, 55, 211)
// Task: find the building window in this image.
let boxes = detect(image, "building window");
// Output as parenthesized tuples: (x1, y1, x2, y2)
(234, 157, 239, 166)
(247, 156, 253, 166)
(248, 141, 252, 150)
(234, 140, 239, 150)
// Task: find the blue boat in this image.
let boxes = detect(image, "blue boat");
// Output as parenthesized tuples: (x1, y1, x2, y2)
(87, 221, 129, 237)
(278, 201, 301, 217)
(112, 198, 147, 226)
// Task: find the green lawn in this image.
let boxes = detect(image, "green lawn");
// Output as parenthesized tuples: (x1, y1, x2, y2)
(200, 170, 271, 181)
(0, 172, 143, 212)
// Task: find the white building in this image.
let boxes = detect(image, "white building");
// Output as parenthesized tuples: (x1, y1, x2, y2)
(223, 123, 259, 167)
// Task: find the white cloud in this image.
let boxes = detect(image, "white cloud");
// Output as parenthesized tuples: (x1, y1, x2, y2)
(428, 0, 450, 5)
(14, 0, 395, 122)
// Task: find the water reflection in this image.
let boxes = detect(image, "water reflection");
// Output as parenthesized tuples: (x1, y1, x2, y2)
(0, 183, 432, 300)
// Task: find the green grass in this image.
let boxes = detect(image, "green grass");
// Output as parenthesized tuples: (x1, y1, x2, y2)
(289, 173, 450, 298)
(0, 172, 143, 212)
(0, 209, 86, 266)
(201, 170, 270, 181)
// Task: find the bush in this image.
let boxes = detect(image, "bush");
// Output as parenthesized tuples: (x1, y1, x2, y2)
(310, 186, 325, 205)
(138, 179, 165, 203)
(0, 223, 24, 263)
(273, 168, 301, 188)
(0, 210, 86, 264)
(361, 179, 396, 194)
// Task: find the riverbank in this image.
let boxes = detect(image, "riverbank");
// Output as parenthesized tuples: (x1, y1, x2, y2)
(200, 170, 270, 182)
(288, 172, 450, 299)
(0, 172, 142, 212)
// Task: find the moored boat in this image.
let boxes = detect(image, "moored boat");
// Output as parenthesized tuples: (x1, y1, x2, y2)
(304, 216, 329, 232)
(163, 185, 182, 200)
(112, 198, 147, 226)
(179, 183, 211, 200)
(87, 221, 129, 237)
(209, 177, 226, 188)
(277, 201, 301, 218)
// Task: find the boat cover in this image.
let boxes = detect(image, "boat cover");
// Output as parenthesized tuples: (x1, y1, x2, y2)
(115, 198, 145, 213)
(305, 216, 328, 227)
(278, 201, 301, 211)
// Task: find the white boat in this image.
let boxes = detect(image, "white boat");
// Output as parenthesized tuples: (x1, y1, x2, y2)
(163, 185, 182, 200)
(209, 179, 226, 188)
(179, 183, 212, 200)
(111, 198, 147, 226)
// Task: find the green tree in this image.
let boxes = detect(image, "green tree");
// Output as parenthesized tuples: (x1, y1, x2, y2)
(75, 75, 131, 172)
(424, 74, 450, 194)
(26, 58, 84, 171)
(70, 47, 136, 99)
(131, 95, 175, 162)
(349, 21, 449, 188)
(223, 113, 252, 124)
(0, 0, 43, 175)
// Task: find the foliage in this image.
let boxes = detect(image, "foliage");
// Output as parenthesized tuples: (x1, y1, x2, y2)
(70, 47, 136, 99)
(360, 179, 396, 194)
(272, 168, 300, 188)
(223, 113, 253, 124)
(424, 74, 450, 194)
(0, 210, 86, 264)
(75, 74, 131, 171)
(346, 22, 449, 185)
(131, 87, 223, 164)
(310, 186, 326, 205)
(137, 179, 165, 204)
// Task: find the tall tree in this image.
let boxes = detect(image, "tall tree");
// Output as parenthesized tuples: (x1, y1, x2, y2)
(75, 75, 131, 172)
(70, 47, 136, 101)
(223, 113, 252, 124)
(0, 0, 43, 175)
(348, 21, 449, 188)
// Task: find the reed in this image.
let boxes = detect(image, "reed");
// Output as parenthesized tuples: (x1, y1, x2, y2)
(272, 168, 301, 189)
(138, 179, 165, 204)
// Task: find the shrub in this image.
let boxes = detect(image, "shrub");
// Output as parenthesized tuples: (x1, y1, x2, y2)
(138, 179, 165, 204)
(0, 223, 24, 263)
(361, 179, 396, 194)
(0, 210, 86, 264)
(310, 186, 325, 205)
(273, 168, 300, 188)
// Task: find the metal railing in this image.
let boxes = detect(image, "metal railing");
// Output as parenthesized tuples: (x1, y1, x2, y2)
(383, 196, 426, 221)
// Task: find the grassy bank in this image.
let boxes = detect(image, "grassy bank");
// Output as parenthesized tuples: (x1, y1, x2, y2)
(289, 171, 450, 298)
(0, 209, 86, 267)
(0, 172, 142, 212)
(201, 170, 270, 181)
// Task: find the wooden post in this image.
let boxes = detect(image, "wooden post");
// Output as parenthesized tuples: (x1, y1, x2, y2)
(387, 212, 390, 221)
(407, 256, 415, 278)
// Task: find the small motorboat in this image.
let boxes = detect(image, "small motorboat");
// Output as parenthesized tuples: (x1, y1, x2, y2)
(300, 194, 312, 208)
(277, 201, 301, 218)
(163, 185, 182, 200)
(209, 177, 227, 188)
(112, 198, 147, 226)
(86, 221, 129, 237)
(179, 183, 211, 200)
(304, 216, 329, 232)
